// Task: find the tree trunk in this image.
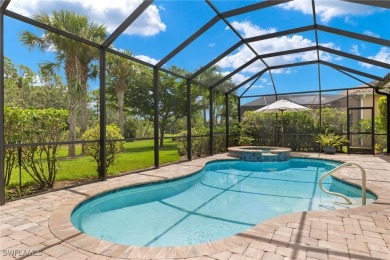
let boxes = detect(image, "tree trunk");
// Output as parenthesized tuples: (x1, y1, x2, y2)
(203, 108, 207, 127)
(68, 106, 77, 157)
(80, 63, 89, 155)
(81, 99, 88, 135)
(159, 127, 164, 147)
(65, 57, 79, 158)
(117, 89, 125, 136)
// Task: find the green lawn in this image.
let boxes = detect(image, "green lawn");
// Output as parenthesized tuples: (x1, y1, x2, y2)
(6, 138, 181, 188)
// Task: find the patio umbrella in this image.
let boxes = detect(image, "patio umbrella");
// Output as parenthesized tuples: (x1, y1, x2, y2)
(255, 99, 310, 146)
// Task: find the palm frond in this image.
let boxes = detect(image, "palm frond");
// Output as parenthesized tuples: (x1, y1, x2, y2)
(19, 31, 48, 52)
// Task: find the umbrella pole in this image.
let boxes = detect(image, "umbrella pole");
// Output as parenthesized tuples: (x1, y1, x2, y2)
(281, 110, 284, 147)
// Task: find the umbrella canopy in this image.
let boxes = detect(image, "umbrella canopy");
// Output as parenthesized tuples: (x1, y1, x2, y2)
(255, 99, 310, 113)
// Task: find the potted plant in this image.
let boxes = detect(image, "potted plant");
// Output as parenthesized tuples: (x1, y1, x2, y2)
(315, 130, 349, 154)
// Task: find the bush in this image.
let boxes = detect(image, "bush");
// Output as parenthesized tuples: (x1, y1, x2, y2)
(82, 124, 125, 178)
(176, 126, 226, 158)
(239, 110, 317, 151)
(177, 126, 209, 158)
(124, 119, 136, 139)
(4, 107, 69, 189)
(239, 111, 275, 146)
(4, 107, 23, 186)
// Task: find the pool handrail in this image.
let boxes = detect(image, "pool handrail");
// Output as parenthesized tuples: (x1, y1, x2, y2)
(319, 162, 366, 206)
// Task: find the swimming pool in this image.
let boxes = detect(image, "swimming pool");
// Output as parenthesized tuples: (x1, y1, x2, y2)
(71, 158, 376, 247)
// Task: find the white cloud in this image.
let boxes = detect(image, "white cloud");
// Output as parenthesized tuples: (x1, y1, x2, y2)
(227, 21, 276, 38)
(31, 74, 45, 87)
(359, 47, 390, 68)
(364, 30, 380, 38)
(220, 72, 252, 86)
(208, 43, 216, 48)
(134, 55, 159, 65)
(260, 78, 268, 83)
(230, 73, 248, 85)
(281, 0, 377, 23)
(350, 44, 360, 55)
(251, 84, 264, 89)
(8, 0, 166, 36)
(218, 21, 337, 73)
(344, 16, 357, 25)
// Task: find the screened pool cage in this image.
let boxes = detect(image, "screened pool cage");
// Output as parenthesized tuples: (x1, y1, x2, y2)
(0, 0, 389, 205)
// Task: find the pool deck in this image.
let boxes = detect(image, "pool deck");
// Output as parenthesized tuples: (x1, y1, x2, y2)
(1, 152, 389, 260)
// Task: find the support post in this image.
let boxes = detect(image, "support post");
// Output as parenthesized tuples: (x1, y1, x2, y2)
(347, 90, 350, 154)
(186, 80, 192, 160)
(99, 48, 107, 180)
(372, 90, 375, 155)
(225, 93, 229, 150)
(209, 88, 214, 155)
(387, 94, 390, 154)
(0, 11, 5, 205)
(238, 97, 241, 123)
(153, 68, 159, 168)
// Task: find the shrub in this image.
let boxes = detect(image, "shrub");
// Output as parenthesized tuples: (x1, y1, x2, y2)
(177, 126, 209, 158)
(4, 107, 69, 189)
(82, 124, 125, 178)
(239, 111, 317, 150)
(176, 126, 226, 158)
(4, 107, 24, 186)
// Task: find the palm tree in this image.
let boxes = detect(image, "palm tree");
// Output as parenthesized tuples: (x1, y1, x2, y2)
(20, 10, 107, 157)
(106, 51, 140, 136)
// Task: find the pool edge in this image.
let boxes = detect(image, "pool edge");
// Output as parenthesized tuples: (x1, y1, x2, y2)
(49, 154, 390, 259)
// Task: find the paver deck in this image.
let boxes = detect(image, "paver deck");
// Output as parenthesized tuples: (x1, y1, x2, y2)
(1, 152, 389, 260)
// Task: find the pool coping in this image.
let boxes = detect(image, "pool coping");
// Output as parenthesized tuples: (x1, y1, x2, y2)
(48, 154, 390, 259)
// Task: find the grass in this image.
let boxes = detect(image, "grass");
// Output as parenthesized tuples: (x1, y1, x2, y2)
(6, 138, 181, 188)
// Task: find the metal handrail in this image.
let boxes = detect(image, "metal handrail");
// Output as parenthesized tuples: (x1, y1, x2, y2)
(319, 162, 367, 206)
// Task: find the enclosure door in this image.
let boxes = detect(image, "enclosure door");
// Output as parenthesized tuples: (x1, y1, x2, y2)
(347, 108, 374, 154)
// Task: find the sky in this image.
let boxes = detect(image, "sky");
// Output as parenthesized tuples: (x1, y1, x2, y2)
(3, 0, 390, 104)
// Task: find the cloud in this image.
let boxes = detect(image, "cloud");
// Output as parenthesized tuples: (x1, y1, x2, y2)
(344, 16, 357, 25)
(208, 43, 216, 48)
(227, 20, 277, 38)
(359, 47, 390, 68)
(364, 30, 380, 38)
(251, 84, 264, 89)
(230, 73, 248, 85)
(350, 44, 360, 55)
(134, 55, 159, 65)
(218, 21, 337, 73)
(280, 0, 377, 23)
(8, 0, 166, 36)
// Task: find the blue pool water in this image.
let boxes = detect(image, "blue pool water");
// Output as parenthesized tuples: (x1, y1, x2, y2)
(71, 158, 376, 247)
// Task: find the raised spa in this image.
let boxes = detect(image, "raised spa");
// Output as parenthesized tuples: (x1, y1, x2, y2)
(228, 146, 291, 162)
(71, 158, 375, 247)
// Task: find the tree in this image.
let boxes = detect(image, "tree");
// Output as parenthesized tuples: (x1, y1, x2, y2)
(193, 65, 235, 127)
(125, 66, 197, 147)
(4, 57, 19, 106)
(32, 66, 68, 109)
(4, 58, 34, 107)
(106, 51, 140, 135)
(378, 96, 387, 133)
(20, 10, 107, 157)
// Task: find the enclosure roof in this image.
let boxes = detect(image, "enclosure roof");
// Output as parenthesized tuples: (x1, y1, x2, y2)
(2, 0, 390, 97)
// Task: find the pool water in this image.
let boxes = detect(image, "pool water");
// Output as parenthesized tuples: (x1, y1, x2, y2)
(71, 158, 376, 247)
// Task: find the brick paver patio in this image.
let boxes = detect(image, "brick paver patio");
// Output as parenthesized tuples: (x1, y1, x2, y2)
(1, 153, 389, 259)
